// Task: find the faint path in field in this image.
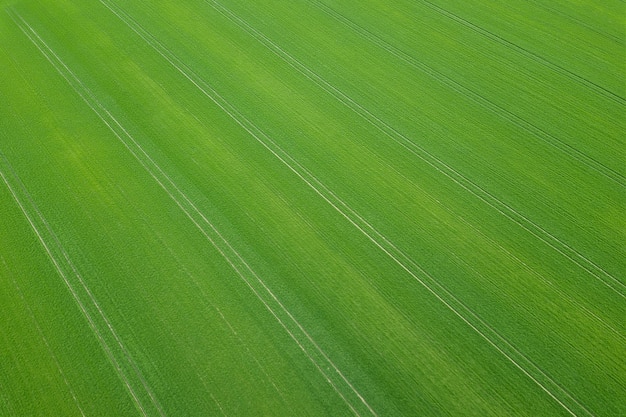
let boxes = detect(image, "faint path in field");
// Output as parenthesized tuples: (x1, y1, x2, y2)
(14, 4, 373, 415)
(0, 42, 88, 417)
(96, 3, 377, 414)
(155, 232, 290, 410)
(0, 152, 150, 417)
(7, 11, 167, 417)
(209, 393, 228, 417)
(100, 1, 597, 415)
(409, 0, 625, 103)
(1, 257, 86, 417)
(374, 154, 625, 341)
(308, 0, 625, 187)
(204, 0, 625, 299)
(303, 0, 626, 334)
(522, 0, 625, 45)
(221, 0, 624, 341)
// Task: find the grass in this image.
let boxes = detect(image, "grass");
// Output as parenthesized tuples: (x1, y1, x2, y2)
(0, 0, 624, 415)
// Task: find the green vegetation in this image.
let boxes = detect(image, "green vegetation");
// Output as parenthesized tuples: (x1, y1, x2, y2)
(0, 0, 623, 415)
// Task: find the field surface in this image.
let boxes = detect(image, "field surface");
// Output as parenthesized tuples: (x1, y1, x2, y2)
(0, 0, 624, 416)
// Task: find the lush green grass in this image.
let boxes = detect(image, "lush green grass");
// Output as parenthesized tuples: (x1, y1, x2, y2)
(0, 0, 623, 415)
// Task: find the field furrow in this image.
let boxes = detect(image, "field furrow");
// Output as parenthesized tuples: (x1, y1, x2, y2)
(1, 0, 623, 415)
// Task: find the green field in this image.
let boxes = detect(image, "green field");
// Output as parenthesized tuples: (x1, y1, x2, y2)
(0, 0, 624, 415)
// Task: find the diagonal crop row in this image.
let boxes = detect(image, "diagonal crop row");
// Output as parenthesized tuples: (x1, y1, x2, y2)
(408, 0, 625, 103)
(14, 7, 377, 416)
(100, 2, 598, 415)
(0, 145, 163, 417)
(1, 255, 86, 417)
(308, 0, 625, 187)
(205, 0, 625, 299)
